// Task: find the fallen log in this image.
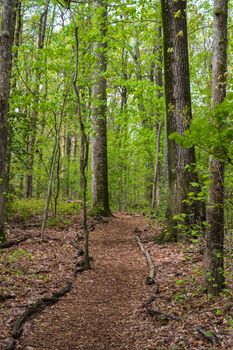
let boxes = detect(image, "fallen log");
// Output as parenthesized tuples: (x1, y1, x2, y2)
(136, 234, 156, 285)
(0, 235, 31, 249)
(4, 282, 72, 350)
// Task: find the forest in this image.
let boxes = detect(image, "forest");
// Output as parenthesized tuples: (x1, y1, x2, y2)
(0, 0, 233, 349)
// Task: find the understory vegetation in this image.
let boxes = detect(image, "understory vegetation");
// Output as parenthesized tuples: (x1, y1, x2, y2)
(0, 0, 233, 348)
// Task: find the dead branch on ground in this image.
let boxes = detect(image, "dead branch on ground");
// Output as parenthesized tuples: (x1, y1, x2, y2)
(136, 234, 156, 285)
(0, 235, 31, 249)
(4, 282, 72, 350)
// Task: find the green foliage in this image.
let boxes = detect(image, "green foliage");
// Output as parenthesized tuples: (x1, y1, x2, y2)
(7, 248, 34, 264)
(8, 199, 81, 224)
(8, 199, 45, 223)
(46, 216, 71, 229)
(169, 94, 233, 162)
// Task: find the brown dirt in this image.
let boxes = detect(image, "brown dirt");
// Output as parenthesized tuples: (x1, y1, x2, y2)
(18, 213, 150, 350)
(2, 213, 233, 350)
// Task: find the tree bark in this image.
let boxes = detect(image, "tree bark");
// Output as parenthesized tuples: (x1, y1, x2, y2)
(0, 0, 16, 242)
(72, 14, 91, 269)
(205, 0, 228, 296)
(91, 0, 111, 216)
(161, 0, 199, 241)
(151, 26, 163, 213)
(24, 0, 49, 198)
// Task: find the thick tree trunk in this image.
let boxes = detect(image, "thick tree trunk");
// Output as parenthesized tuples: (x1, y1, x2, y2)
(205, 0, 228, 296)
(161, 0, 199, 241)
(0, 0, 16, 242)
(91, 0, 111, 216)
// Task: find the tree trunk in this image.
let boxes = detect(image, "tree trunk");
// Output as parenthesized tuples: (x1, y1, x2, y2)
(151, 121, 163, 212)
(151, 26, 163, 213)
(91, 0, 111, 216)
(24, 0, 49, 198)
(205, 0, 228, 296)
(161, 0, 199, 241)
(72, 16, 91, 269)
(0, 0, 16, 242)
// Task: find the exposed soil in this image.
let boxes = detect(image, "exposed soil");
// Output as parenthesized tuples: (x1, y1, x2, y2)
(1, 213, 233, 350)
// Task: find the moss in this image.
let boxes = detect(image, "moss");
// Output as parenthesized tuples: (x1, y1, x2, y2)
(0, 227, 6, 244)
(214, 8, 222, 16)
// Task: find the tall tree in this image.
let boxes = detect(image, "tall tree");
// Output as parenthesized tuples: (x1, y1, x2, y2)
(0, 0, 16, 242)
(24, 0, 49, 198)
(91, 0, 111, 216)
(205, 0, 228, 296)
(151, 25, 163, 213)
(160, 0, 199, 241)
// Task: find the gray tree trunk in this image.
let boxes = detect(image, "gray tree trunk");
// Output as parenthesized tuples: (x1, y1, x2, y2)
(24, 0, 49, 198)
(205, 0, 228, 296)
(161, 0, 199, 241)
(151, 26, 163, 213)
(0, 0, 16, 242)
(91, 0, 110, 216)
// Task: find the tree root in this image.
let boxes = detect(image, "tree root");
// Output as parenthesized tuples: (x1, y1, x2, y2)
(197, 326, 218, 345)
(0, 235, 31, 249)
(135, 234, 156, 285)
(146, 308, 180, 321)
(4, 282, 72, 350)
(0, 294, 16, 302)
(141, 286, 160, 308)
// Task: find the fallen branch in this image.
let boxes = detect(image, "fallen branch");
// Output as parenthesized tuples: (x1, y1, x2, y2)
(141, 286, 160, 308)
(0, 294, 16, 302)
(146, 308, 180, 321)
(197, 326, 217, 344)
(0, 235, 31, 249)
(136, 234, 156, 285)
(4, 282, 72, 350)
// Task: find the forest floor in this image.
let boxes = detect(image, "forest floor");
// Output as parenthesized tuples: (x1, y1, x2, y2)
(0, 212, 233, 350)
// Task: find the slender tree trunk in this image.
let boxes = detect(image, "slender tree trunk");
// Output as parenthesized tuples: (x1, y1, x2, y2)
(25, 0, 49, 198)
(161, 0, 199, 241)
(91, 0, 111, 216)
(151, 121, 163, 211)
(0, 0, 16, 242)
(41, 115, 61, 240)
(6, 0, 22, 190)
(151, 26, 163, 213)
(205, 0, 228, 296)
(72, 16, 91, 269)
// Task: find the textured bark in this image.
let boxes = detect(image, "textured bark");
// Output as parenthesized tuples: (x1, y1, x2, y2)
(151, 122, 163, 211)
(24, 0, 49, 198)
(205, 0, 228, 296)
(151, 26, 163, 212)
(0, 0, 16, 242)
(161, 0, 199, 240)
(6, 0, 22, 191)
(91, 0, 111, 216)
(72, 16, 91, 269)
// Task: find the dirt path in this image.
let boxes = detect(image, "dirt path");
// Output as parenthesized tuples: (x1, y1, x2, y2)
(18, 213, 149, 350)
